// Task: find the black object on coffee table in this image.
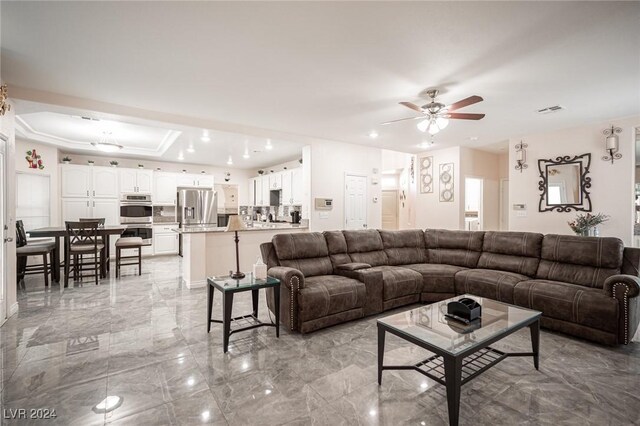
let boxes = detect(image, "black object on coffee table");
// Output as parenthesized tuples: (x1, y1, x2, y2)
(377, 295, 541, 426)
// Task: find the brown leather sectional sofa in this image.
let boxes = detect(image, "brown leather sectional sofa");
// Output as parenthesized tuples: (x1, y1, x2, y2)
(260, 229, 640, 345)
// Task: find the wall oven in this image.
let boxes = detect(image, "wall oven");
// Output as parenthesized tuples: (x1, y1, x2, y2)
(121, 224, 153, 245)
(120, 194, 152, 224)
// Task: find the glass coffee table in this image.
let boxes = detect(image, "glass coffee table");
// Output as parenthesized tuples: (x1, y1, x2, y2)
(207, 274, 280, 353)
(377, 294, 541, 426)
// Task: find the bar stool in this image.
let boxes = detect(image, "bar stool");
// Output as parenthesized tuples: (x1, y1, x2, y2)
(115, 237, 144, 277)
(16, 220, 55, 288)
(65, 221, 104, 286)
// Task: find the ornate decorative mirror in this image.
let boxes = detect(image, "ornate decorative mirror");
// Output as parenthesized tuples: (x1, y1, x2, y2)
(538, 153, 592, 212)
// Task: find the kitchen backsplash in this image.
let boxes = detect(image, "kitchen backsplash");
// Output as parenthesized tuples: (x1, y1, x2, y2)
(153, 205, 177, 223)
(239, 205, 301, 222)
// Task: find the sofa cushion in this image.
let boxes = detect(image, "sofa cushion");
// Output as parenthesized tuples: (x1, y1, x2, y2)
(402, 263, 466, 294)
(379, 229, 426, 265)
(478, 231, 543, 277)
(299, 275, 366, 322)
(536, 234, 624, 288)
(272, 233, 333, 277)
(324, 230, 351, 269)
(454, 269, 530, 303)
(343, 230, 389, 267)
(513, 279, 618, 333)
(425, 229, 484, 268)
(368, 265, 423, 300)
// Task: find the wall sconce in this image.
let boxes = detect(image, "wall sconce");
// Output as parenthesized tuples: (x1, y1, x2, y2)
(514, 141, 528, 172)
(602, 126, 622, 164)
(0, 84, 10, 116)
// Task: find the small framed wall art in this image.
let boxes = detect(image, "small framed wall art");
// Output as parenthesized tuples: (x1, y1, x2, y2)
(420, 156, 433, 194)
(439, 162, 454, 202)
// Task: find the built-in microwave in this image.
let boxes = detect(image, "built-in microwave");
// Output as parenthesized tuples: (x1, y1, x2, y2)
(120, 194, 152, 224)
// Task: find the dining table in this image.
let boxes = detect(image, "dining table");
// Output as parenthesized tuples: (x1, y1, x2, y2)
(28, 225, 126, 286)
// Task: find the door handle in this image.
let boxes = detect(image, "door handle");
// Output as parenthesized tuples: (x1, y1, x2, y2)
(4, 237, 13, 243)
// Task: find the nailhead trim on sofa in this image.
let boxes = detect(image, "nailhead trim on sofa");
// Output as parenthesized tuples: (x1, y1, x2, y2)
(613, 282, 630, 344)
(290, 275, 300, 332)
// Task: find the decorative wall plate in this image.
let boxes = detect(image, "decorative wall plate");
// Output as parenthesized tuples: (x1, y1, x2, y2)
(439, 163, 454, 202)
(420, 156, 433, 193)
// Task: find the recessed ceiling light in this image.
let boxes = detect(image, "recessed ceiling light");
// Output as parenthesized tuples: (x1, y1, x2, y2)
(227, 156, 233, 165)
(178, 152, 184, 160)
(369, 130, 378, 139)
(186, 146, 195, 153)
(201, 130, 210, 142)
(265, 139, 273, 150)
(469, 136, 478, 141)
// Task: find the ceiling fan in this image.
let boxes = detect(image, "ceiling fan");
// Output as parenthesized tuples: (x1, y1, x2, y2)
(381, 89, 485, 135)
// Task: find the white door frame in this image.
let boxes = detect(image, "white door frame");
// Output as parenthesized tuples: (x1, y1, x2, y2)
(0, 132, 7, 324)
(464, 175, 484, 230)
(344, 172, 368, 229)
(499, 178, 509, 231)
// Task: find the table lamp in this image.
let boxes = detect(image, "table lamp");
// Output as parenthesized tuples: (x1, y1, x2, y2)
(226, 215, 246, 279)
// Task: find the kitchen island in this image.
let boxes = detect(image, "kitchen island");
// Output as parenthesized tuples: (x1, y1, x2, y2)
(176, 223, 308, 288)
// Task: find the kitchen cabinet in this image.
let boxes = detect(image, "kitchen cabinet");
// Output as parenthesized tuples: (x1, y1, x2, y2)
(61, 165, 92, 198)
(249, 178, 257, 206)
(62, 198, 119, 225)
(119, 168, 152, 194)
(153, 172, 178, 205)
(269, 172, 282, 190)
(291, 167, 304, 205)
(261, 176, 270, 206)
(92, 167, 119, 198)
(281, 170, 292, 206)
(176, 173, 214, 188)
(153, 224, 179, 255)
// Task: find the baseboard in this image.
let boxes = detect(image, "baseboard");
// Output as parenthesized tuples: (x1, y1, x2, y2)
(8, 302, 19, 317)
(183, 279, 207, 289)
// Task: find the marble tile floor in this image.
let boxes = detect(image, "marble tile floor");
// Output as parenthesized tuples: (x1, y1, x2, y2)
(0, 255, 639, 425)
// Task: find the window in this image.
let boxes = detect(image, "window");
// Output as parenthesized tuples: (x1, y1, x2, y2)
(16, 172, 50, 231)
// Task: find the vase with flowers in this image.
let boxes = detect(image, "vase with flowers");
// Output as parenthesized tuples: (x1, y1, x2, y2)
(568, 213, 609, 237)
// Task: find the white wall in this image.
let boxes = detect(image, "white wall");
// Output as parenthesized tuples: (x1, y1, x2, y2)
(58, 152, 254, 206)
(16, 139, 59, 226)
(308, 140, 382, 232)
(509, 115, 639, 245)
(414, 146, 461, 230)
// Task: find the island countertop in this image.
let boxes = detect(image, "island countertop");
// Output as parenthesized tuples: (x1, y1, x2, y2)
(175, 223, 308, 234)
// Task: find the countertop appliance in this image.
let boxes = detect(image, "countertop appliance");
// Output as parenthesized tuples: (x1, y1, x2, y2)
(120, 194, 152, 224)
(291, 211, 301, 224)
(177, 188, 218, 227)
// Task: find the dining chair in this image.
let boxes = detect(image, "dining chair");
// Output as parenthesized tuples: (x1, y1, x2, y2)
(15, 220, 55, 288)
(64, 221, 104, 286)
(79, 217, 109, 274)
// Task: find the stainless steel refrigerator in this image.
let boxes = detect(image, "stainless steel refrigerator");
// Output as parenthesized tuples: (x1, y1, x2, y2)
(177, 188, 218, 227)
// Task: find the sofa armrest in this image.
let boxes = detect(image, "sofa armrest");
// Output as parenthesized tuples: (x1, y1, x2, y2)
(266, 266, 304, 333)
(336, 268, 384, 315)
(604, 274, 640, 344)
(604, 275, 640, 298)
(268, 266, 305, 289)
(336, 262, 371, 272)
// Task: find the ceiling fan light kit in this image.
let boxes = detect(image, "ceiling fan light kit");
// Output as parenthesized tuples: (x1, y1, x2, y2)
(382, 88, 485, 136)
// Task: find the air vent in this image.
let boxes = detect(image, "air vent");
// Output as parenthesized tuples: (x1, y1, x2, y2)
(536, 105, 564, 114)
(71, 115, 100, 121)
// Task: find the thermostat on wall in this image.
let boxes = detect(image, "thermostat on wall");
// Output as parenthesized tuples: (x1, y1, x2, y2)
(315, 198, 333, 210)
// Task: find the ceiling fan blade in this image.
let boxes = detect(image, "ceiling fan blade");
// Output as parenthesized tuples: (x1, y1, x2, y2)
(447, 95, 483, 112)
(447, 112, 485, 120)
(380, 116, 424, 125)
(399, 101, 423, 113)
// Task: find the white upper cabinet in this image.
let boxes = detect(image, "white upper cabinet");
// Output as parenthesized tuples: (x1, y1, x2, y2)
(119, 168, 137, 193)
(137, 170, 153, 193)
(269, 172, 282, 190)
(291, 167, 304, 205)
(92, 167, 119, 198)
(281, 170, 293, 206)
(175, 173, 214, 188)
(61, 165, 92, 198)
(153, 172, 178, 205)
(119, 168, 152, 194)
(176, 174, 195, 187)
(261, 176, 270, 206)
(249, 178, 257, 206)
(197, 175, 214, 188)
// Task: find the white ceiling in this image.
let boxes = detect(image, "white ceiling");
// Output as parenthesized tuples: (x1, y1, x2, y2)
(13, 100, 304, 168)
(2, 2, 639, 153)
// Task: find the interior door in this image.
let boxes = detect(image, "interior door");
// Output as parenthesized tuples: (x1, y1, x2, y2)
(345, 174, 367, 230)
(381, 190, 399, 230)
(0, 148, 5, 322)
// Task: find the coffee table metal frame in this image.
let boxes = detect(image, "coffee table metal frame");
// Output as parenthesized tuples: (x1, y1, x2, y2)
(207, 274, 280, 353)
(377, 301, 540, 426)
